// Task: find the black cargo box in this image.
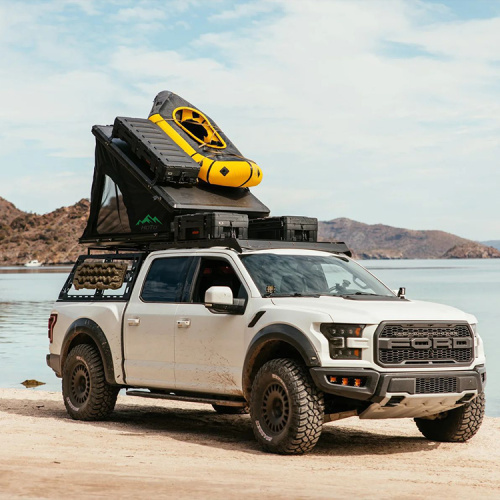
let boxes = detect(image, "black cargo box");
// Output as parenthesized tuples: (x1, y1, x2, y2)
(248, 216, 318, 242)
(111, 116, 200, 186)
(173, 212, 248, 241)
(80, 125, 269, 245)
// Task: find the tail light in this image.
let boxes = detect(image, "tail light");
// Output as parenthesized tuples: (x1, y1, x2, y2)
(48, 313, 57, 343)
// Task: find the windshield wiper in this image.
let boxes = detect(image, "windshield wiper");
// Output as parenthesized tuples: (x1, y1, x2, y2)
(339, 291, 396, 300)
(263, 292, 320, 298)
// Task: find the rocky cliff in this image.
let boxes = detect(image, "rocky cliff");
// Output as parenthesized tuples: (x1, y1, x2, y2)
(0, 197, 89, 265)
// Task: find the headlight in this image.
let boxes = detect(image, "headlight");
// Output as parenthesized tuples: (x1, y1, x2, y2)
(320, 323, 365, 360)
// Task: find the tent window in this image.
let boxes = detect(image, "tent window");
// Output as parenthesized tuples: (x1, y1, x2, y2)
(96, 175, 130, 234)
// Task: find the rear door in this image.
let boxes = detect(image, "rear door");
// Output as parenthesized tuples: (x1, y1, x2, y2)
(123, 255, 195, 389)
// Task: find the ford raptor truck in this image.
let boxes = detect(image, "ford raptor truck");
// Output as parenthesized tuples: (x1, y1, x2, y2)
(47, 240, 486, 454)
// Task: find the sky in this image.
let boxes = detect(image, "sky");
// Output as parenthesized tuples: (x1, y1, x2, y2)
(0, 0, 500, 240)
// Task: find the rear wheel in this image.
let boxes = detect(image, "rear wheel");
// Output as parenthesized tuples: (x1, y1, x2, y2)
(415, 393, 485, 442)
(62, 344, 119, 421)
(250, 358, 324, 454)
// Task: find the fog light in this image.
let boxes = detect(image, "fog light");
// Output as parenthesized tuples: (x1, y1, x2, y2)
(327, 375, 367, 388)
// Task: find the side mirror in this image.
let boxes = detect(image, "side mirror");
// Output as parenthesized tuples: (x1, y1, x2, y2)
(204, 286, 245, 315)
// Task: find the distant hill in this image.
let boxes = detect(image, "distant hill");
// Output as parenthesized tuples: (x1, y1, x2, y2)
(442, 242, 500, 259)
(0, 197, 89, 265)
(318, 218, 500, 259)
(481, 240, 500, 251)
(1, 198, 499, 265)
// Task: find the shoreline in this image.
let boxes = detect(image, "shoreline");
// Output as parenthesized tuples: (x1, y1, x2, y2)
(1, 388, 499, 499)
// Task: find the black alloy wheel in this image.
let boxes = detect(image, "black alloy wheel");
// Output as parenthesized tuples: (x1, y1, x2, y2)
(250, 358, 324, 454)
(62, 344, 119, 421)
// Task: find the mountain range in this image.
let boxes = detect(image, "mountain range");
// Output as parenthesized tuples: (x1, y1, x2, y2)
(0, 197, 499, 265)
(319, 218, 500, 259)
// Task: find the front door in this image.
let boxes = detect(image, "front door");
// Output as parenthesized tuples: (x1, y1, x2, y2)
(174, 256, 249, 396)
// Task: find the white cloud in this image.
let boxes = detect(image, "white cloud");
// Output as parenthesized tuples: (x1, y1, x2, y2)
(208, 1, 277, 21)
(0, 0, 500, 238)
(116, 7, 167, 23)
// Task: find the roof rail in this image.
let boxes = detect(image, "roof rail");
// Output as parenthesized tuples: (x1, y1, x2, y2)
(85, 238, 351, 256)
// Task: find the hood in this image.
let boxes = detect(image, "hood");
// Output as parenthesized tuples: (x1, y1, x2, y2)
(270, 296, 476, 325)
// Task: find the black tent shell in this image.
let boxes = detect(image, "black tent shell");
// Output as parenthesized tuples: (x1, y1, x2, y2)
(80, 125, 269, 245)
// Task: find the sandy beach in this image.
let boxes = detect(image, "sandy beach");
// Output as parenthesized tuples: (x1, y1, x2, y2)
(0, 388, 499, 499)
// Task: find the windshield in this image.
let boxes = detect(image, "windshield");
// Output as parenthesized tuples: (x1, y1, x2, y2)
(240, 253, 394, 298)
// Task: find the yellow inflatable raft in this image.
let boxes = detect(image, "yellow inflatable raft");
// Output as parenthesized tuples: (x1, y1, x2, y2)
(149, 92, 262, 188)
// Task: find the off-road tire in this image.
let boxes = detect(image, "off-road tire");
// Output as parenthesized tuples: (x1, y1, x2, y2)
(415, 393, 485, 442)
(212, 404, 249, 415)
(250, 358, 324, 454)
(62, 344, 119, 421)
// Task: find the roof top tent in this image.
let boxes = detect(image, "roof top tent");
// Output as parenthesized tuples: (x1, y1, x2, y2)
(80, 125, 269, 246)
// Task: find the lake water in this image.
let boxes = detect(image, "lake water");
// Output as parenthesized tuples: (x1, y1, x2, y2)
(0, 260, 498, 417)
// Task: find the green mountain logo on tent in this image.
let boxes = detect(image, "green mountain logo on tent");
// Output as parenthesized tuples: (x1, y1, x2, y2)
(136, 215, 163, 226)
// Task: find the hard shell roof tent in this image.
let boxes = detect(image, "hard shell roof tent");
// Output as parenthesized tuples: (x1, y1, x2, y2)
(80, 124, 269, 246)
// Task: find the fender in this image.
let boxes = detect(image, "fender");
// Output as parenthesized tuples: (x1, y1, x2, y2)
(60, 318, 117, 385)
(242, 324, 321, 398)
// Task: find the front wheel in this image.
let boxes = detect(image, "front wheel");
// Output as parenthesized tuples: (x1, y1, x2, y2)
(250, 358, 324, 454)
(415, 393, 485, 442)
(62, 344, 119, 421)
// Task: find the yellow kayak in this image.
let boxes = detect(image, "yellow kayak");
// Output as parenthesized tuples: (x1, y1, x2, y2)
(149, 91, 262, 188)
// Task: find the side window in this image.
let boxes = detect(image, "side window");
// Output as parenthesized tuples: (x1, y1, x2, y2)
(191, 258, 248, 303)
(141, 257, 192, 302)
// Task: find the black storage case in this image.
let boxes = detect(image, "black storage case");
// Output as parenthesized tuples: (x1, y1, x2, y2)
(173, 212, 248, 241)
(248, 216, 318, 242)
(112, 116, 200, 185)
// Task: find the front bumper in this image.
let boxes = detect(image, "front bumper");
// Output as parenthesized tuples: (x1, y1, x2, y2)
(309, 365, 486, 402)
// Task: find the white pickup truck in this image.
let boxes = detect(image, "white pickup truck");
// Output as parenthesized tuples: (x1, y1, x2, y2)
(47, 241, 486, 454)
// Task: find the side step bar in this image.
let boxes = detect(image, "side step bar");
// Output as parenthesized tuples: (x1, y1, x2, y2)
(126, 389, 247, 407)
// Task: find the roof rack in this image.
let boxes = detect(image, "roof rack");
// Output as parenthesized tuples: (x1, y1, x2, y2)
(86, 238, 352, 256)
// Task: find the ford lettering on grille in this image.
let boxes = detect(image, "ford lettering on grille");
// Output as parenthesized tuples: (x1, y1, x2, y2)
(378, 337, 473, 349)
(376, 323, 474, 367)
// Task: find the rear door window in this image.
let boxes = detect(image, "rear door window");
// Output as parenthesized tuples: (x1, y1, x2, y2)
(141, 257, 194, 302)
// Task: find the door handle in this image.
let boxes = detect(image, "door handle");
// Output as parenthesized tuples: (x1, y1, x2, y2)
(127, 318, 140, 326)
(177, 319, 191, 328)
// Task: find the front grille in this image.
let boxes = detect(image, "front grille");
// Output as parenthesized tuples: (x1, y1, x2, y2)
(415, 377, 458, 394)
(377, 323, 473, 367)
